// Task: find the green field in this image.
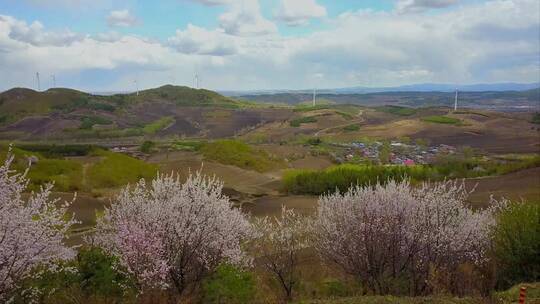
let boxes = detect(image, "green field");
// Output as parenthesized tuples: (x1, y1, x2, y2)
(421, 115, 462, 125)
(377, 105, 417, 116)
(143, 116, 175, 134)
(201, 139, 283, 172)
(343, 124, 360, 132)
(1, 145, 158, 192)
(80, 115, 113, 129)
(290, 116, 318, 127)
(87, 149, 158, 189)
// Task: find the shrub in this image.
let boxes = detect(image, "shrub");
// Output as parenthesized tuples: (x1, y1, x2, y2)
(172, 140, 204, 151)
(202, 264, 256, 304)
(52, 98, 116, 113)
(493, 201, 540, 289)
(290, 116, 317, 127)
(421, 115, 461, 125)
(282, 164, 437, 195)
(307, 137, 323, 145)
(377, 106, 417, 116)
(79, 116, 112, 129)
(343, 124, 360, 132)
(313, 180, 505, 296)
(16, 144, 96, 158)
(0, 115, 7, 124)
(15, 247, 136, 303)
(140, 140, 155, 153)
(531, 112, 540, 124)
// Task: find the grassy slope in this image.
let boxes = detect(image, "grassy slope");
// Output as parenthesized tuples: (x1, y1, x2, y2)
(136, 85, 241, 108)
(0, 146, 83, 192)
(0, 145, 158, 192)
(143, 116, 175, 134)
(201, 140, 284, 172)
(0, 88, 89, 124)
(0, 85, 242, 124)
(421, 115, 462, 125)
(376, 105, 417, 116)
(87, 149, 158, 189)
(299, 282, 540, 304)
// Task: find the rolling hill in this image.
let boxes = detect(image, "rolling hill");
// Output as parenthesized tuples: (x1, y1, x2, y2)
(0, 85, 292, 141)
(237, 88, 540, 111)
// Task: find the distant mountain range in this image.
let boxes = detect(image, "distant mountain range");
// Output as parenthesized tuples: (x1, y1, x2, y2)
(221, 82, 540, 96)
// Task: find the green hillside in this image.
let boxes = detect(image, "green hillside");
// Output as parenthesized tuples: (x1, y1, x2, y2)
(0, 88, 89, 121)
(0, 85, 240, 118)
(137, 85, 240, 107)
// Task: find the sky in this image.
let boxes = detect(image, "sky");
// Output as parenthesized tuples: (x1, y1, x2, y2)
(0, 0, 538, 92)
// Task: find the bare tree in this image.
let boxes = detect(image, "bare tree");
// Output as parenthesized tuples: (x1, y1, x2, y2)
(252, 207, 311, 302)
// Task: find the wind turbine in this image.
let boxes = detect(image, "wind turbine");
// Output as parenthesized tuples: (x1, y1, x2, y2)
(454, 88, 458, 111)
(51, 75, 56, 88)
(194, 73, 200, 89)
(134, 79, 139, 96)
(36, 72, 41, 91)
(312, 88, 317, 107)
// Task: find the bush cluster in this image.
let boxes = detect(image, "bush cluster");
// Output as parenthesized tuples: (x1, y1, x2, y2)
(283, 164, 436, 195)
(283, 155, 540, 195)
(290, 116, 318, 127)
(421, 115, 462, 125)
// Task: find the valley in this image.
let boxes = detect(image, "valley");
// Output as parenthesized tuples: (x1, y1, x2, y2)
(1, 85, 539, 236)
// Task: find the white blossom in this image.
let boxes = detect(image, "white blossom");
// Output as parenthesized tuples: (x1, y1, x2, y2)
(313, 180, 504, 295)
(92, 172, 252, 295)
(0, 148, 77, 300)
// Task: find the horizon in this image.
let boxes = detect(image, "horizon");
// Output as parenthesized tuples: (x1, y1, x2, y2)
(0, 0, 539, 92)
(2, 81, 539, 96)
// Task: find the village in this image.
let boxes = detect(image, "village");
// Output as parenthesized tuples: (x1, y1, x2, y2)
(331, 140, 457, 166)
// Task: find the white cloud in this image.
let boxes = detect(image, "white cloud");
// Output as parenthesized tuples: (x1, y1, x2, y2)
(0, 0, 538, 91)
(93, 31, 122, 42)
(218, 0, 277, 36)
(16, 0, 113, 10)
(188, 0, 231, 5)
(0, 15, 83, 47)
(168, 24, 237, 55)
(276, 0, 327, 26)
(107, 10, 139, 27)
(396, 0, 459, 13)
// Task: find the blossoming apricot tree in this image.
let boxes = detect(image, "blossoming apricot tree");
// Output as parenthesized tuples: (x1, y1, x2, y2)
(313, 180, 505, 295)
(93, 172, 252, 295)
(0, 150, 77, 301)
